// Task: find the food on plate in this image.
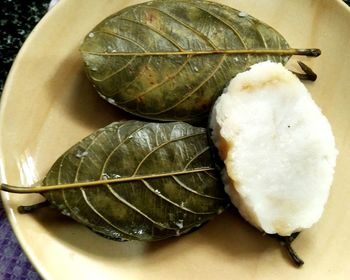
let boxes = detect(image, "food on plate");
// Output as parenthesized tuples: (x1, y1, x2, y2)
(210, 61, 337, 236)
(80, 0, 319, 122)
(0, 1, 329, 267)
(7, 121, 228, 241)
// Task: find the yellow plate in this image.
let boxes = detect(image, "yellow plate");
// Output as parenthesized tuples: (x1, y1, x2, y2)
(1, 0, 349, 279)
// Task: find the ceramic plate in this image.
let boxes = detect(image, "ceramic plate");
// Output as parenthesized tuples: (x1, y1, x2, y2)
(1, 0, 350, 279)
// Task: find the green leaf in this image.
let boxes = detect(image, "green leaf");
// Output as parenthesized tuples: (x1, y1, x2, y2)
(42, 121, 229, 241)
(80, 0, 291, 122)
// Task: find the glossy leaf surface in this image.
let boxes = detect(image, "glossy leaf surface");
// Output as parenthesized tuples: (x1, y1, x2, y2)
(43, 121, 228, 241)
(80, 0, 290, 121)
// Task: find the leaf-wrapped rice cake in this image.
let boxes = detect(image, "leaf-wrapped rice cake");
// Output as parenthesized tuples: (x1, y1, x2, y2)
(43, 121, 229, 241)
(80, 0, 290, 121)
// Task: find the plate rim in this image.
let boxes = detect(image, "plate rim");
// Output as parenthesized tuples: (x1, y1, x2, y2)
(0, 0, 349, 279)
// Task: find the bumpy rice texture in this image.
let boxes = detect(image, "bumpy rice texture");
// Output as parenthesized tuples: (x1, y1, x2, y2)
(210, 61, 337, 236)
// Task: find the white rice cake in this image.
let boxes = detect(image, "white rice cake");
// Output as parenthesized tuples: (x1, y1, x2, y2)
(210, 61, 337, 236)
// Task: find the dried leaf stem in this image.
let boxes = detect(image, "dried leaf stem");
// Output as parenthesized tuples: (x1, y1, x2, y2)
(0, 167, 215, 194)
(18, 200, 50, 213)
(292, 61, 318, 81)
(83, 48, 321, 57)
(274, 232, 304, 267)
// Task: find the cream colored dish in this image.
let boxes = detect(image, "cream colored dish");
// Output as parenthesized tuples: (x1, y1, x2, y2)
(0, 0, 350, 279)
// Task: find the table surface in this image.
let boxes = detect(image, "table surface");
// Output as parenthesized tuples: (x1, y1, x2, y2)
(1, 0, 349, 279)
(1, 2, 48, 279)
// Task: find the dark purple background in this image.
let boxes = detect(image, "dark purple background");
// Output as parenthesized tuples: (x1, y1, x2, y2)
(1, 1, 48, 279)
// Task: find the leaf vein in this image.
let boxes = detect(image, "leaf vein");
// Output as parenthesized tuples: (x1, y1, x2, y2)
(190, 3, 248, 50)
(140, 54, 226, 115)
(142, 180, 217, 215)
(138, 5, 217, 48)
(100, 123, 151, 178)
(74, 129, 109, 182)
(184, 146, 209, 170)
(132, 132, 206, 176)
(90, 30, 147, 83)
(204, 170, 219, 181)
(106, 184, 177, 230)
(117, 55, 192, 105)
(80, 188, 136, 239)
(171, 175, 225, 200)
(117, 17, 183, 50)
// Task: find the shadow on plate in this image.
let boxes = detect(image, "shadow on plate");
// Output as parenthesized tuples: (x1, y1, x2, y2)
(45, 53, 134, 131)
(28, 204, 302, 266)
